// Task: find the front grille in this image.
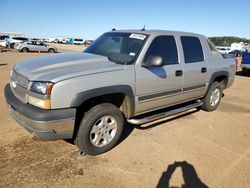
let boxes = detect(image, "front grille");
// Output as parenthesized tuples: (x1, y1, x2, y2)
(10, 70, 29, 103)
(11, 70, 29, 89)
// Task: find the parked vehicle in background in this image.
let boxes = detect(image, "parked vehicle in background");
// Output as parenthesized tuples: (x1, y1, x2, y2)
(231, 42, 246, 52)
(57, 37, 69, 44)
(4, 30, 235, 155)
(15, 40, 57, 53)
(53, 39, 59, 43)
(62, 38, 69, 44)
(222, 50, 242, 58)
(9, 37, 29, 48)
(84, 40, 94, 46)
(0, 35, 10, 47)
(217, 47, 231, 54)
(67, 38, 84, 45)
(44, 38, 57, 43)
(242, 51, 250, 75)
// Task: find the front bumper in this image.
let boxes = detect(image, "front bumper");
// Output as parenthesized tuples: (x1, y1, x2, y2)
(4, 84, 76, 140)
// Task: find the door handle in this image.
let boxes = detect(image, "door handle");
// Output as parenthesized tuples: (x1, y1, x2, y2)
(175, 70, 183, 77)
(201, 67, 207, 73)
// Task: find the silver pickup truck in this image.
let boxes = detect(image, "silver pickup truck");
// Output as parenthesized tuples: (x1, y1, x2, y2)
(4, 30, 235, 155)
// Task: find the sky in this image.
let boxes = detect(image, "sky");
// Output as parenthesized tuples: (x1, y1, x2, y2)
(1, 0, 250, 40)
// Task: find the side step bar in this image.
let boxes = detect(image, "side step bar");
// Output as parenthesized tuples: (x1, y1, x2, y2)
(127, 100, 203, 125)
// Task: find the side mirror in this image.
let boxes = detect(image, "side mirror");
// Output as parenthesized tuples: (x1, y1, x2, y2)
(142, 55, 163, 67)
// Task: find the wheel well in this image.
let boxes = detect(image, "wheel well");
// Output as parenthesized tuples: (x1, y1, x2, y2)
(73, 93, 130, 140)
(213, 75, 227, 89)
(76, 93, 131, 118)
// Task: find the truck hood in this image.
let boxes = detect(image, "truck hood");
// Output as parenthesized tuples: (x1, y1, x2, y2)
(13, 52, 124, 82)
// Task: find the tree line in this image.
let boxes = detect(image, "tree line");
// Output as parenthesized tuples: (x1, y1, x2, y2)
(209, 36, 250, 46)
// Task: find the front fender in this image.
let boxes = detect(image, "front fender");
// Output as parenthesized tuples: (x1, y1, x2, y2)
(70, 85, 135, 117)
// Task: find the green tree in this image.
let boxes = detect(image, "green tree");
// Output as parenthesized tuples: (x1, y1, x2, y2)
(209, 36, 250, 46)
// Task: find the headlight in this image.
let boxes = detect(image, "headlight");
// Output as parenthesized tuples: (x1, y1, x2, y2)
(28, 81, 54, 109)
(30, 82, 54, 95)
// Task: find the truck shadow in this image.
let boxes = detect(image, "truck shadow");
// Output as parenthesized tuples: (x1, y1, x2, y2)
(156, 161, 208, 188)
(236, 71, 250, 77)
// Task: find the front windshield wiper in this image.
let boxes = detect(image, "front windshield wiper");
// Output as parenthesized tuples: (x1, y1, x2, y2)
(107, 57, 125, 65)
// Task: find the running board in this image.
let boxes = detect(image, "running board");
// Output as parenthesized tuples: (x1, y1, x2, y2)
(127, 100, 203, 125)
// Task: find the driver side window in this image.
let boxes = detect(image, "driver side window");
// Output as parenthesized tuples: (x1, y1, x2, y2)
(144, 36, 179, 65)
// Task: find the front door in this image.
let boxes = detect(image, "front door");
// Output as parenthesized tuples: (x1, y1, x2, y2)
(135, 35, 183, 114)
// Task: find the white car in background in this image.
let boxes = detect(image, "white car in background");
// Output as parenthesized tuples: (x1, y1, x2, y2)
(217, 47, 231, 54)
(15, 40, 57, 53)
(45, 38, 57, 43)
(0, 35, 10, 47)
(9, 37, 29, 48)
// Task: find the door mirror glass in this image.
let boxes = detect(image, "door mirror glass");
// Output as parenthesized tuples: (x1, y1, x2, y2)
(142, 55, 163, 67)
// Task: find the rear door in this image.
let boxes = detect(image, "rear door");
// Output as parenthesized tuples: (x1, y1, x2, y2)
(36, 42, 48, 52)
(180, 36, 208, 101)
(135, 35, 183, 114)
(26, 41, 37, 51)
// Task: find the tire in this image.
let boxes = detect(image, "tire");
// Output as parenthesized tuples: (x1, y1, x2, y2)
(10, 43, 15, 49)
(75, 103, 124, 155)
(201, 81, 223, 112)
(48, 48, 55, 53)
(21, 48, 28, 52)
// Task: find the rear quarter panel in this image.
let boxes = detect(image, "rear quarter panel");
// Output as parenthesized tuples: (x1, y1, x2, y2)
(200, 35, 235, 91)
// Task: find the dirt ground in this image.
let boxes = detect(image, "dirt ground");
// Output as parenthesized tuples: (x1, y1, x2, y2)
(52, 43, 86, 52)
(0, 50, 250, 188)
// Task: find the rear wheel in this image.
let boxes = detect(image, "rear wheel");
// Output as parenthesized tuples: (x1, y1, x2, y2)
(21, 48, 28, 52)
(75, 103, 124, 155)
(201, 81, 223, 111)
(48, 48, 55, 53)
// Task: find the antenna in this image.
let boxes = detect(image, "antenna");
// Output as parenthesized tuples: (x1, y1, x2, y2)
(141, 25, 146, 31)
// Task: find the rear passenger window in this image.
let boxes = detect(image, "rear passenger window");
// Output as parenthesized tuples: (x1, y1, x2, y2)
(145, 36, 178, 65)
(181, 36, 204, 63)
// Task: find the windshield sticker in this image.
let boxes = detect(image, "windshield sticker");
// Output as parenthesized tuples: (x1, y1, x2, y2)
(129, 52, 136, 56)
(129, 33, 146, 40)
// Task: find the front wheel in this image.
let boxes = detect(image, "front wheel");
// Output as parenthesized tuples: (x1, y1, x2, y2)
(75, 103, 124, 155)
(21, 47, 28, 52)
(48, 48, 55, 53)
(201, 81, 223, 112)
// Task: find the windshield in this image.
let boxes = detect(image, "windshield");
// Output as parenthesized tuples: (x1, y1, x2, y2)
(84, 32, 147, 64)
